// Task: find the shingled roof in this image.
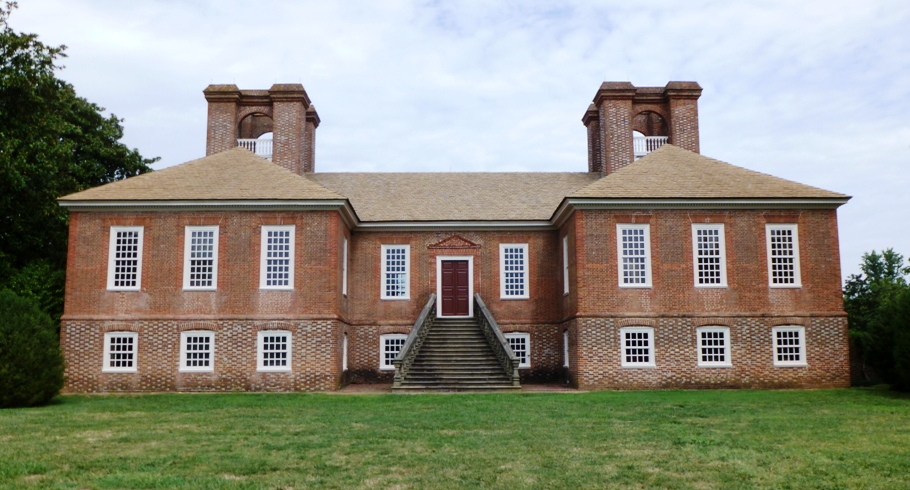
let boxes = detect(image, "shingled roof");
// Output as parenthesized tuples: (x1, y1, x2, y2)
(571, 145, 849, 200)
(59, 147, 344, 201)
(309, 172, 600, 222)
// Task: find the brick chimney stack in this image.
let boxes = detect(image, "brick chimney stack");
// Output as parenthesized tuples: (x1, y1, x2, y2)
(583, 81, 702, 176)
(203, 83, 319, 174)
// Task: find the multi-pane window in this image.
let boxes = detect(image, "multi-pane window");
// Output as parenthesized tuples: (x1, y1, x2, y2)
(620, 327, 655, 367)
(617, 224, 652, 287)
(381, 245, 410, 299)
(500, 244, 529, 299)
(563, 235, 570, 295)
(342, 237, 349, 296)
(692, 224, 727, 287)
(380, 334, 407, 370)
(102, 332, 138, 373)
(183, 226, 218, 290)
(260, 226, 294, 289)
(107, 226, 143, 290)
(257, 330, 292, 372)
(766, 224, 801, 287)
(772, 326, 807, 366)
(180, 331, 214, 372)
(696, 326, 731, 367)
(505, 332, 531, 368)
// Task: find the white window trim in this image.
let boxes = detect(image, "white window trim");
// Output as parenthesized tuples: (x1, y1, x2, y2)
(342, 333, 348, 372)
(562, 235, 570, 296)
(504, 332, 531, 369)
(380, 333, 408, 370)
(499, 243, 530, 300)
(106, 226, 144, 291)
(619, 326, 656, 368)
(342, 237, 349, 297)
(260, 225, 295, 290)
(772, 326, 808, 367)
(380, 244, 411, 300)
(179, 330, 215, 373)
(696, 326, 732, 368)
(102, 331, 138, 373)
(616, 224, 653, 288)
(563, 330, 570, 368)
(183, 226, 219, 291)
(692, 224, 727, 288)
(435, 255, 475, 318)
(766, 224, 802, 288)
(257, 330, 293, 372)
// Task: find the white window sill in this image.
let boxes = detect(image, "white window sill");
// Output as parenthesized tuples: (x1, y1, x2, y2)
(620, 364, 656, 369)
(179, 367, 214, 373)
(379, 365, 396, 371)
(260, 287, 294, 291)
(769, 284, 802, 289)
(697, 364, 733, 369)
(102, 368, 137, 374)
(500, 296, 530, 301)
(183, 288, 217, 292)
(619, 284, 652, 289)
(257, 367, 292, 373)
(107, 288, 141, 292)
(774, 363, 808, 368)
(694, 284, 728, 289)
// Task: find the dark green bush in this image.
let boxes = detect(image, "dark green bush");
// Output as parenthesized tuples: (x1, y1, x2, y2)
(0, 289, 64, 408)
(885, 289, 910, 391)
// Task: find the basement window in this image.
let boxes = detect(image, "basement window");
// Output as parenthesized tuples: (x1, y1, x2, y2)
(380, 334, 407, 370)
(620, 327, 655, 367)
(184, 226, 218, 290)
(179, 331, 214, 372)
(766, 224, 801, 287)
(107, 226, 144, 291)
(696, 326, 732, 367)
(260, 226, 294, 289)
(772, 326, 807, 367)
(500, 244, 529, 299)
(617, 224, 652, 288)
(504, 332, 531, 368)
(257, 330, 292, 372)
(102, 332, 138, 373)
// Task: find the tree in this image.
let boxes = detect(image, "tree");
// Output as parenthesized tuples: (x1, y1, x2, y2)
(0, 2, 157, 321)
(0, 289, 64, 407)
(843, 249, 910, 389)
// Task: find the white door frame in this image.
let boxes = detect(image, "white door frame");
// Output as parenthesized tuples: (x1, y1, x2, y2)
(436, 255, 474, 318)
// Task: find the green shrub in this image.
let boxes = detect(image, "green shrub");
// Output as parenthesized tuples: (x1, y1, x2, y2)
(886, 289, 910, 391)
(0, 289, 64, 408)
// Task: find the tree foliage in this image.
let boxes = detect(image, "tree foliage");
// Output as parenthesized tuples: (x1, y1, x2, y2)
(843, 248, 910, 390)
(0, 2, 157, 321)
(0, 289, 64, 407)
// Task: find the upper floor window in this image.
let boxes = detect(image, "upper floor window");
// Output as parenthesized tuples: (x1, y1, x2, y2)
(504, 332, 531, 368)
(380, 333, 407, 370)
(500, 244, 529, 299)
(696, 326, 732, 367)
(381, 245, 410, 300)
(183, 226, 219, 290)
(692, 224, 727, 287)
(342, 237, 349, 296)
(617, 224, 652, 288)
(107, 226, 144, 291)
(563, 235, 570, 295)
(772, 326, 807, 366)
(260, 225, 294, 289)
(766, 224, 801, 287)
(620, 327, 655, 367)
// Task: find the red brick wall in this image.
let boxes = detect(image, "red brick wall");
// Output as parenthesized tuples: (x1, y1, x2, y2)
(573, 209, 845, 316)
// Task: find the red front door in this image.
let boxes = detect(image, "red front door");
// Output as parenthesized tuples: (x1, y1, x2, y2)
(441, 260, 470, 316)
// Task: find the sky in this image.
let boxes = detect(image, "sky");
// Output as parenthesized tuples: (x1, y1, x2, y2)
(12, 0, 910, 280)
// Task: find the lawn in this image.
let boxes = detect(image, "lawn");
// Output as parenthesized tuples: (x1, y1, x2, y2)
(1, 389, 909, 489)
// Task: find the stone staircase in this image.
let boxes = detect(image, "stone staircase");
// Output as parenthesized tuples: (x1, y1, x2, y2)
(394, 317, 520, 391)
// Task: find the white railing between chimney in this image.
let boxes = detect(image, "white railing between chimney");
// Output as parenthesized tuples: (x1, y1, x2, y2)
(237, 138, 273, 160)
(633, 136, 668, 160)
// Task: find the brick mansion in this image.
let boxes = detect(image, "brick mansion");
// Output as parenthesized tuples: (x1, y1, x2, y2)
(58, 81, 851, 392)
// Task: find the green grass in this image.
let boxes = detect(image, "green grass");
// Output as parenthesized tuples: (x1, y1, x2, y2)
(1, 389, 909, 489)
